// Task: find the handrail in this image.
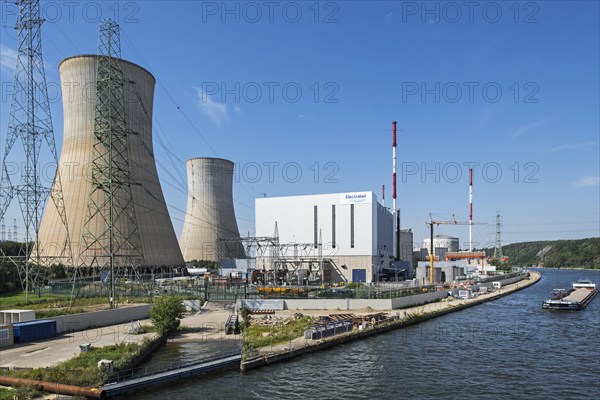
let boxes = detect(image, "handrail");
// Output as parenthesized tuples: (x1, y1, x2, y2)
(104, 349, 241, 385)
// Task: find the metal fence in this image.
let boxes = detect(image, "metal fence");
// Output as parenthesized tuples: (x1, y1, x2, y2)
(104, 349, 241, 384)
(37, 281, 438, 303)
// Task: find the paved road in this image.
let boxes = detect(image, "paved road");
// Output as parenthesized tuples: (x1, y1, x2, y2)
(0, 320, 155, 369)
(0, 305, 237, 369)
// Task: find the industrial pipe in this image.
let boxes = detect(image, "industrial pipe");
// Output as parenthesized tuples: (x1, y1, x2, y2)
(0, 376, 106, 399)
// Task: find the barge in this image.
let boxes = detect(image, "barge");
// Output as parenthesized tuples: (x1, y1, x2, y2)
(542, 279, 597, 311)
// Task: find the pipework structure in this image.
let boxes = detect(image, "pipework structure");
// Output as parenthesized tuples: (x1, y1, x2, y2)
(179, 158, 245, 262)
(0, 0, 71, 300)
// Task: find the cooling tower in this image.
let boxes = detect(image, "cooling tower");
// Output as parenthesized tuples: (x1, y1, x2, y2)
(179, 158, 245, 262)
(36, 55, 184, 267)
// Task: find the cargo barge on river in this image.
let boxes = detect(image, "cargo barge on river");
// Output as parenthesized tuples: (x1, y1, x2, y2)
(542, 279, 598, 311)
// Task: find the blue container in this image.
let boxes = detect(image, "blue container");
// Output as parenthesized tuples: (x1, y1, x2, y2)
(13, 320, 57, 344)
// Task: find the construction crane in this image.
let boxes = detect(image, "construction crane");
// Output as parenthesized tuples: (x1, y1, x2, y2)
(426, 214, 485, 285)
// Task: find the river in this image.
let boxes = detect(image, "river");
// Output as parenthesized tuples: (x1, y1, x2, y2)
(132, 269, 600, 399)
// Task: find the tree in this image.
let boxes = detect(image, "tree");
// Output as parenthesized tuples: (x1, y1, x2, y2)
(150, 295, 186, 335)
(239, 305, 252, 331)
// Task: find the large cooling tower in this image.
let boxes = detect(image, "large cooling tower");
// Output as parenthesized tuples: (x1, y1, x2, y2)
(36, 55, 184, 267)
(179, 158, 245, 262)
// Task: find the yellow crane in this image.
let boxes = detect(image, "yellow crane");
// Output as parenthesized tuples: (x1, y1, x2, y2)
(426, 214, 485, 285)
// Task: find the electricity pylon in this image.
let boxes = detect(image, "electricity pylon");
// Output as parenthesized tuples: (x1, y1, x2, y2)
(80, 20, 144, 308)
(0, 0, 71, 301)
(493, 213, 504, 259)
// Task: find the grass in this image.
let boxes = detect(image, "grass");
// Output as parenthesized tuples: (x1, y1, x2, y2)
(243, 316, 314, 350)
(2, 342, 145, 387)
(0, 384, 43, 400)
(0, 292, 150, 316)
(140, 324, 157, 333)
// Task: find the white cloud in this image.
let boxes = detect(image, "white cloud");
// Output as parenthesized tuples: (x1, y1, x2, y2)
(0, 45, 55, 75)
(0, 44, 18, 73)
(512, 117, 551, 139)
(233, 105, 241, 113)
(195, 87, 229, 127)
(385, 12, 393, 23)
(543, 141, 597, 152)
(573, 176, 600, 187)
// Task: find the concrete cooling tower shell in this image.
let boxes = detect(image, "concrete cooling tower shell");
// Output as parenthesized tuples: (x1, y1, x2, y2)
(36, 55, 184, 267)
(179, 158, 245, 262)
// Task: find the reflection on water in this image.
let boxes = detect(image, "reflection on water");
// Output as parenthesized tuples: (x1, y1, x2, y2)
(139, 339, 242, 368)
(132, 269, 600, 400)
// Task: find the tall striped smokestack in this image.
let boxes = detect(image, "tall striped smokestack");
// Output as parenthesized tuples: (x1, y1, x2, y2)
(392, 121, 399, 261)
(469, 167, 473, 252)
(392, 121, 397, 212)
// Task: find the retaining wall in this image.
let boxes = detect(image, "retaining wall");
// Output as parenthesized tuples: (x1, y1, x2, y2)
(53, 305, 151, 334)
(391, 289, 450, 309)
(479, 273, 528, 289)
(284, 298, 391, 310)
(258, 274, 528, 312)
(283, 290, 452, 311)
(242, 272, 540, 371)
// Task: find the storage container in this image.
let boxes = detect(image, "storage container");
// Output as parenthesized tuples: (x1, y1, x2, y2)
(13, 319, 57, 344)
(0, 323, 14, 348)
(0, 310, 35, 324)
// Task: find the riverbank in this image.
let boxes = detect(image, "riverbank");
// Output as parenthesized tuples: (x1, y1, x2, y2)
(241, 271, 541, 370)
(0, 272, 540, 398)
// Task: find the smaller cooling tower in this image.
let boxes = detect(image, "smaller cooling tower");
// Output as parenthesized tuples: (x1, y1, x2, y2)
(180, 158, 245, 262)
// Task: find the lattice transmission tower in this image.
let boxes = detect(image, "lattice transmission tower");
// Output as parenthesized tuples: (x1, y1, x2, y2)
(0, 0, 71, 301)
(493, 213, 504, 259)
(80, 20, 144, 308)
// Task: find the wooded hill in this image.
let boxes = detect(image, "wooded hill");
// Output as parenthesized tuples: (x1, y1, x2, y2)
(486, 237, 600, 269)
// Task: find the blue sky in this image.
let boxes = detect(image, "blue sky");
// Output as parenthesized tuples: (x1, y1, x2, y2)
(0, 0, 599, 249)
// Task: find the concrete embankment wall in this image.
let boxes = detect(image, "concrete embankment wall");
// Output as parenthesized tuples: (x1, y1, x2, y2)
(242, 272, 539, 371)
(284, 298, 390, 310)
(54, 305, 151, 333)
(283, 289, 451, 311)
(282, 274, 527, 311)
(391, 290, 450, 309)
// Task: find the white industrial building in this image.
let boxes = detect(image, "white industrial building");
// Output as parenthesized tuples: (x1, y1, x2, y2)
(255, 191, 396, 283)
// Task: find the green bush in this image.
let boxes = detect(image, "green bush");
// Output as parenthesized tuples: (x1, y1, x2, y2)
(150, 295, 186, 335)
(239, 306, 252, 330)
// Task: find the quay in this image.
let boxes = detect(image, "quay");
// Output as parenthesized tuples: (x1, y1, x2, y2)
(1, 272, 540, 398)
(100, 351, 241, 398)
(241, 271, 541, 371)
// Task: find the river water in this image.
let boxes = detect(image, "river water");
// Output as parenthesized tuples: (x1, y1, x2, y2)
(133, 269, 600, 400)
